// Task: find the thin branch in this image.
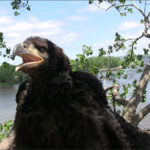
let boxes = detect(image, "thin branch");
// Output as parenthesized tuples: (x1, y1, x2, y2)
(94, 2, 134, 12)
(132, 103, 150, 126)
(23, 0, 29, 7)
(111, 85, 129, 106)
(148, 12, 150, 18)
(112, 97, 116, 113)
(105, 85, 115, 93)
(18, 0, 29, 15)
(124, 38, 137, 42)
(130, 34, 144, 62)
(131, 0, 146, 18)
(144, 0, 146, 15)
(93, 2, 115, 11)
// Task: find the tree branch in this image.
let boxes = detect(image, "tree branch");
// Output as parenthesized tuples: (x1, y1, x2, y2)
(131, 0, 146, 18)
(112, 97, 116, 113)
(143, 33, 150, 38)
(130, 62, 150, 106)
(105, 85, 115, 93)
(132, 103, 150, 126)
(93, 1, 133, 12)
(148, 12, 150, 18)
(0, 128, 15, 149)
(93, 2, 115, 11)
(111, 85, 129, 106)
(130, 34, 144, 62)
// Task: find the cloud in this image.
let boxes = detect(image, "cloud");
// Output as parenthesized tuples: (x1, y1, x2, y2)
(122, 32, 149, 47)
(69, 15, 89, 21)
(28, 15, 40, 23)
(0, 15, 83, 52)
(92, 32, 150, 57)
(77, 1, 111, 13)
(0, 16, 15, 24)
(59, 32, 80, 46)
(118, 21, 142, 30)
(93, 40, 114, 49)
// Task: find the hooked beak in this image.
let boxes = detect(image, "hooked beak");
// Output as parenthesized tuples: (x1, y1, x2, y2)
(13, 43, 44, 71)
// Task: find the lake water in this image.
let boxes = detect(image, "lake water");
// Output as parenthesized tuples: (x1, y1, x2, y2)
(0, 69, 150, 129)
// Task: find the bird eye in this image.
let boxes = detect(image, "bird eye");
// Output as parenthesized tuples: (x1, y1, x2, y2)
(40, 47, 46, 53)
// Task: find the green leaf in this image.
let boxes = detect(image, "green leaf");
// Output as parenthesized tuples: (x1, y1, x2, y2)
(26, 5, 31, 11)
(140, 19, 144, 24)
(89, 0, 93, 4)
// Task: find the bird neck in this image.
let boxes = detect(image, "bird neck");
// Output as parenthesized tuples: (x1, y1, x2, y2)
(29, 69, 73, 88)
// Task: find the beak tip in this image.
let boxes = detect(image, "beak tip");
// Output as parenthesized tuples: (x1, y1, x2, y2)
(12, 43, 23, 60)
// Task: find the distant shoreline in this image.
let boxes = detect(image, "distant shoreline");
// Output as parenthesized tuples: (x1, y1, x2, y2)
(99, 66, 122, 72)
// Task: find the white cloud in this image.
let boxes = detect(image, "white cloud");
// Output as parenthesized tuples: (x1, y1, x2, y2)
(35, 29, 62, 36)
(69, 15, 88, 21)
(0, 16, 15, 24)
(59, 32, 80, 46)
(0, 15, 83, 54)
(6, 32, 21, 38)
(118, 21, 142, 30)
(122, 33, 140, 39)
(28, 15, 40, 23)
(93, 40, 114, 49)
(77, 1, 111, 13)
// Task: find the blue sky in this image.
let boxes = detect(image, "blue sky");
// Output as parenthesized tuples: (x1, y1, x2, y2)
(0, 1, 149, 65)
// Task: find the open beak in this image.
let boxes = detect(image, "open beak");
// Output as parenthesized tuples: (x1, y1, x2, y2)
(13, 43, 44, 71)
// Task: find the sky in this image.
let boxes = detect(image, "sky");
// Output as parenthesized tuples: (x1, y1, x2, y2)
(0, 0, 149, 65)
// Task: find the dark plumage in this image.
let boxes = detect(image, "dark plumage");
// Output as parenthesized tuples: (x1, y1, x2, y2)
(5, 36, 150, 149)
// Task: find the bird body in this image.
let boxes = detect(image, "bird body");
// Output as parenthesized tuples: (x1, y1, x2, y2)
(3, 36, 150, 149)
(13, 71, 114, 149)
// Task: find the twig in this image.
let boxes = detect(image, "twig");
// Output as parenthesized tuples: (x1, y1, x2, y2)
(94, 2, 134, 12)
(112, 97, 116, 113)
(93, 2, 115, 11)
(148, 12, 150, 18)
(105, 85, 129, 106)
(131, 0, 146, 18)
(105, 85, 115, 93)
(130, 34, 144, 62)
(18, 0, 29, 15)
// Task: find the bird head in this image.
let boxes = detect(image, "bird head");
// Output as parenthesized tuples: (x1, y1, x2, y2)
(13, 36, 71, 76)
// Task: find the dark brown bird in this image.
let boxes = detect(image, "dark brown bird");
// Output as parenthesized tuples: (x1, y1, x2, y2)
(9, 36, 150, 149)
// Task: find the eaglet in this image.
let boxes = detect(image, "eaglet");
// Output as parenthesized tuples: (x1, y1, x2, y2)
(1, 36, 150, 149)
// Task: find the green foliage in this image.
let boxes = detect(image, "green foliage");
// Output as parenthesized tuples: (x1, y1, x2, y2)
(0, 32, 12, 68)
(141, 90, 147, 103)
(0, 120, 13, 140)
(0, 64, 29, 86)
(11, 0, 31, 16)
(0, 32, 6, 49)
(70, 45, 123, 75)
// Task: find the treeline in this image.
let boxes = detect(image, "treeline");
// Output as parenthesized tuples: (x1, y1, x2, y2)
(0, 56, 122, 86)
(70, 56, 123, 72)
(0, 64, 28, 86)
(88, 56, 122, 68)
